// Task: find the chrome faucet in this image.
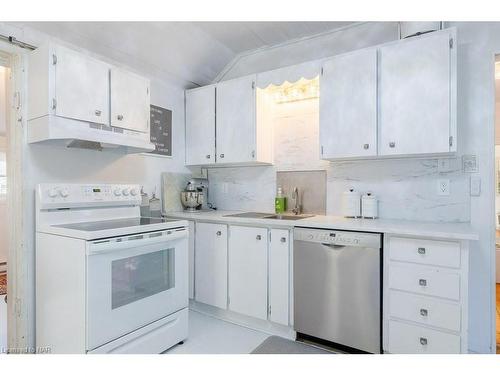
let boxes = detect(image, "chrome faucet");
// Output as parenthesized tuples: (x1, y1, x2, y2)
(292, 187, 301, 215)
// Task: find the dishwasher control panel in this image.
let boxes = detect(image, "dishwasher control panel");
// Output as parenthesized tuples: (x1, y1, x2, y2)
(294, 227, 381, 248)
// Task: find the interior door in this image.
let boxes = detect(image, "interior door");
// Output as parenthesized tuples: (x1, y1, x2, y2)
(194, 223, 228, 309)
(185, 85, 216, 165)
(228, 226, 268, 320)
(269, 229, 290, 326)
(379, 31, 452, 156)
(216, 75, 256, 164)
(54, 45, 109, 125)
(320, 48, 378, 159)
(110, 67, 150, 133)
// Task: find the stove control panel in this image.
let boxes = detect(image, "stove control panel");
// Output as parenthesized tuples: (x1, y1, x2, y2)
(38, 183, 142, 209)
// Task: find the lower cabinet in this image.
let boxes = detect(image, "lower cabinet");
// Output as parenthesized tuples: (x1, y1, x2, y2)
(228, 226, 268, 320)
(383, 235, 469, 354)
(268, 229, 290, 326)
(194, 222, 228, 309)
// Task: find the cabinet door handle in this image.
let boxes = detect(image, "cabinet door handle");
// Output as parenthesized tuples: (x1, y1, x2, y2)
(420, 308, 428, 317)
(419, 337, 428, 346)
(206, 154, 211, 159)
(389, 142, 396, 148)
(256, 235, 262, 240)
(117, 114, 124, 121)
(363, 143, 369, 150)
(95, 109, 102, 116)
(417, 247, 426, 255)
(220, 154, 225, 159)
(216, 231, 222, 236)
(280, 237, 286, 243)
(419, 279, 427, 287)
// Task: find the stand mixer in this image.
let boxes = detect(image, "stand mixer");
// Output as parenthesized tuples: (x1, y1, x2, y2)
(180, 178, 210, 212)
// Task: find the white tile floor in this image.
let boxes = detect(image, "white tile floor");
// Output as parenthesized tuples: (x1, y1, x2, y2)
(165, 310, 270, 354)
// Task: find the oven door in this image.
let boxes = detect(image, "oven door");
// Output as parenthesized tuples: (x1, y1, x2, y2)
(86, 227, 188, 351)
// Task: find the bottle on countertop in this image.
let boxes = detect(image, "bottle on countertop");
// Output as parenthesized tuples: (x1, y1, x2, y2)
(140, 187, 151, 217)
(275, 186, 287, 214)
(149, 187, 162, 218)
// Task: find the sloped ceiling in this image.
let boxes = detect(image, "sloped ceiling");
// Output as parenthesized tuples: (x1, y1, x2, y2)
(15, 21, 355, 88)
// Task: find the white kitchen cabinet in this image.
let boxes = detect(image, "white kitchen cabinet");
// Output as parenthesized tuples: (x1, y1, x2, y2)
(383, 235, 469, 354)
(320, 48, 378, 159)
(188, 220, 195, 300)
(228, 226, 268, 320)
(268, 229, 290, 326)
(216, 75, 272, 165)
(194, 222, 228, 309)
(185, 85, 216, 165)
(28, 43, 110, 125)
(110, 67, 150, 133)
(379, 29, 456, 156)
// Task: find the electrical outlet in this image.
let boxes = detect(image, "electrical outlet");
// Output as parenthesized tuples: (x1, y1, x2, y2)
(470, 176, 481, 196)
(437, 179, 450, 196)
(462, 155, 478, 173)
(222, 182, 229, 194)
(437, 158, 451, 173)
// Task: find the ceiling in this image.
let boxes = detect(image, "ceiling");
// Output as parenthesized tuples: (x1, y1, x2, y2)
(16, 22, 355, 87)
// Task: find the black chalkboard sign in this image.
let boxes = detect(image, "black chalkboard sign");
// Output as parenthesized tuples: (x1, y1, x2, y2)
(148, 105, 172, 156)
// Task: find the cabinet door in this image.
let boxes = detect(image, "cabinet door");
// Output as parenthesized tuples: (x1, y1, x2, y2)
(269, 229, 290, 326)
(194, 223, 228, 309)
(379, 31, 453, 156)
(216, 75, 256, 164)
(320, 48, 377, 159)
(185, 85, 216, 165)
(228, 226, 268, 320)
(110, 67, 150, 133)
(54, 45, 109, 125)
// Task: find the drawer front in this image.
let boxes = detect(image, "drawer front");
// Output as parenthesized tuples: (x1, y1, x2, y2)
(389, 237, 460, 268)
(389, 264, 460, 300)
(388, 320, 461, 354)
(389, 290, 461, 331)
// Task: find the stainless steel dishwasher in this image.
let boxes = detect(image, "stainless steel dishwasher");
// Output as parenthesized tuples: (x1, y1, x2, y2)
(293, 227, 382, 353)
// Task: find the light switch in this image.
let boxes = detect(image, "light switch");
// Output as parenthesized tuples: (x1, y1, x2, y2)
(437, 179, 450, 196)
(470, 176, 481, 196)
(462, 155, 478, 173)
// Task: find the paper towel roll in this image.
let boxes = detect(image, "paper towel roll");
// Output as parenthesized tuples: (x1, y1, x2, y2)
(362, 192, 378, 219)
(342, 188, 361, 218)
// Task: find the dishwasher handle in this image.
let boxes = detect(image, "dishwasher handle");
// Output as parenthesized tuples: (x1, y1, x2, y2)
(321, 243, 346, 249)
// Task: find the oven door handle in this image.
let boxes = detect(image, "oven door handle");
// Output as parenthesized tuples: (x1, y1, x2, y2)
(87, 229, 188, 255)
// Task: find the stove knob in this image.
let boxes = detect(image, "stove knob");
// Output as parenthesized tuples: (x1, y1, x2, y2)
(48, 188, 58, 198)
(114, 188, 122, 196)
(59, 188, 69, 198)
(130, 188, 138, 196)
(122, 188, 130, 196)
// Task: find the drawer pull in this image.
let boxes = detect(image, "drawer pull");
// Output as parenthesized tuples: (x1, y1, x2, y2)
(419, 337, 428, 346)
(256, 235, 262, 240)
(417, 247, 426, 255)
(216, 231, 222, 236)
(281, 237, 286, 243)
(419, 279, 427, 287)
(420, 308, 428, 317)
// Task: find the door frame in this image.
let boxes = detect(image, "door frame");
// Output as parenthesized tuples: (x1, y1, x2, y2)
(0, 40, 28, 352)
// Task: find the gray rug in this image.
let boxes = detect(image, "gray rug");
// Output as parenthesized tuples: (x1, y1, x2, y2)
(251, 336, 332, 354)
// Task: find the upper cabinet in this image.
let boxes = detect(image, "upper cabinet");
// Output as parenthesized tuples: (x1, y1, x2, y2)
(378, 31, 456, 156)
(320, 48, 378, 159)
(185, 85, 216, 165)
(53, 45, 110, 125)
(184, 74, 273, 167)
(27, 42, 153, 152)
(319, 28, 457, 160)
(110, 67, 150, 133)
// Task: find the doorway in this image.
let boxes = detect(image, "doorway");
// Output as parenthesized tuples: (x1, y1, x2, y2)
(0, 58, 9, 353)
(494, 56, 500, 354)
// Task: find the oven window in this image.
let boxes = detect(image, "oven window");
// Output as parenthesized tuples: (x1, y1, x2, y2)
(111, 248, 175, 309)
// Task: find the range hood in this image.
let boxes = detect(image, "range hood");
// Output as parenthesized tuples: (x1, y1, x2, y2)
(28, 115, 155, 153)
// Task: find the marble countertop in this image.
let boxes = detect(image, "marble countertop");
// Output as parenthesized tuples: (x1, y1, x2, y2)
(165, 210, 478, 241)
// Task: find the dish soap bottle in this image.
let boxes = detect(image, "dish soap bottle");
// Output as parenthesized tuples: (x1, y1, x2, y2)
(275, 186, 287, 214)
(149, 187, 162, 218)
(140, 187, 151, 217)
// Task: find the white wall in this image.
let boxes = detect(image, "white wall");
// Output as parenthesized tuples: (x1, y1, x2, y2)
(208, 22, 500, 353)
(0, 66, 7, 266)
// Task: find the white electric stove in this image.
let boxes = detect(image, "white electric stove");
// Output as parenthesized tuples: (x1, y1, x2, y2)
(36, 183, 189, 354)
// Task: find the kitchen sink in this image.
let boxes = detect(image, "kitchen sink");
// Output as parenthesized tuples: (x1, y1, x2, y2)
(223, 212, 314, 220)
